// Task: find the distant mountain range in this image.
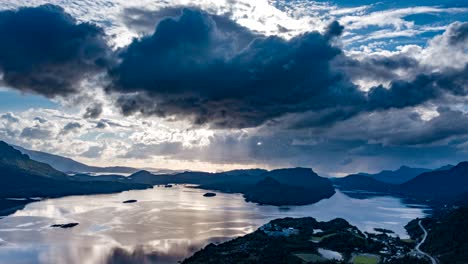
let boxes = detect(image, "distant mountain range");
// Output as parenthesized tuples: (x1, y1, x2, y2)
(400, 162, 468, 202)
(116, 167, 336, 206)
(2, 140, 468, 214)
(12, 144, 139, 174)
(356, 166, 432, 184)
(334, 162, 467, 204)
(0, 141, 335, 214)
(331, 174, 393, 193)
(350, 165, 454, 184)
(0, 141, 150, 215)
(12, 144, 182, 175)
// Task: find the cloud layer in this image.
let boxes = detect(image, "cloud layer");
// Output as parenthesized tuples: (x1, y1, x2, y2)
(0, 4, 111, 97)
(0, 2, 466, 174)
(109, 9, 361, 128)
(0, 5, 466, 130)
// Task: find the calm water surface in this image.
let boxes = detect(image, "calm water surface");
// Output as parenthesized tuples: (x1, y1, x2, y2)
(0, 185, 428, 264)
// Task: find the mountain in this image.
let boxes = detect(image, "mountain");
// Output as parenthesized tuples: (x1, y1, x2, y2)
(423, 207, 468, 264)
(332, 174, 394, 193)
(219, 169, 268, 177)
(357, 166, 431, 184)
(406, 207, 468, 264)
(335, 161, 468, 205)
(12, 144, 139, 174)
(8, 143, 335, 207)
(263, 168, 333, 189)
(109, 167, 335, 206)
(435, 164, 455, 171)
(0, 142, 67, 180)
(199, 168, 335, 206)
(0, 141, 150, 215)
(125, 169, 268, 186)
(244, 176, 333, 205)
(399, 162, 468, 202)
(126, 170, 214, 185)
(183, 216, 428, 264)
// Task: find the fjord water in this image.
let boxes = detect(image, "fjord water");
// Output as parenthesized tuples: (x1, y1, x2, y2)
(0, 186, 428, 264)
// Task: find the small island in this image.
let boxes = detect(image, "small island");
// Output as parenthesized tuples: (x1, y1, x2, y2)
(51, 223, 79, 229)
(123, 199, 138, 203)
(374, 228, 395, 234)
(203, 192, 216, 197)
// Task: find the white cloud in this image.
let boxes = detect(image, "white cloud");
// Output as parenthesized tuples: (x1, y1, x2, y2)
(419, 22, 468, 69)
(0, 1, 466, 173)
(339, 7, 466, 30)
(1, 0, 465, 51)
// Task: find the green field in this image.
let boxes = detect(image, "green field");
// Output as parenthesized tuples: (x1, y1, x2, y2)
(294, 253, 326, 263)
(353, 254, 380, 264)
(309, 233, 337, 242)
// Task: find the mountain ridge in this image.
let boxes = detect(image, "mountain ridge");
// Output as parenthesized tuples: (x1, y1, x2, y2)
(334, 161, 468, 205)
(12, 144, 140, 174)
(0, 141, 151, 216)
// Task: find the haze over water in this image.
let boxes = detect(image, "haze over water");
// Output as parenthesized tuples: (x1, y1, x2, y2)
(0, 186, 428, 264)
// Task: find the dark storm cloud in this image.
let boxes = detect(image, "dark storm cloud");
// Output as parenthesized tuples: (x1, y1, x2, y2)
(0, 5, 466, 132)
(83, 103, 103, 119)
(367, 66, 468, 110)
(447, 21, 468, 45)
(109, 8, 468, 129)
(314, 106, 468, 147)
(0, 4, 111, 97)
(122, 7, 187, 35)
(20, 126, 52, 139)
(122, 7, 256, 48)
(375, 62, 464, 116)
(95, 121, 108, 129)
(33, 117, 47, 123)
(1, 113, 19, 123)
(324, 21, 344, 38)
(384, 108, 468, 146)
(109, 8, 367, 128)
(60, 122, 82, 135)
(336, 54, 420, 83)
(287, 65, 467, 129)
(81, 145, 105, 158)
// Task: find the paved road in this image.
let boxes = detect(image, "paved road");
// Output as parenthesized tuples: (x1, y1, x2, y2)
(416, 220, 438, 264)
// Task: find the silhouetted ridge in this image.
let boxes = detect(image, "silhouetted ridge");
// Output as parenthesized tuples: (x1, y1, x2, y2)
(13, 144, 139, 174)
(332, 174, 394, 193)
(0, 141, 150, 216)
(0, 141, 67, 179)
(400, 161, 468, 202)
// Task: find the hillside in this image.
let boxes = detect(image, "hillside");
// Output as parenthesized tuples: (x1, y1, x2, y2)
(88, 167, 336, 206)
(365, 166, 431, 184)
(399, 162, 468, 202)
(13, 144, 139, 174)
(422, 207, 468, 264)
(334, 161, 468, 205)
(244, 176, 334, 205)
(197, 168, 335, 205)
(0, 141, 150, 215)
(332, 174, 394, 193)
(406, 207, 468, 264)
(0, 141, 67, 179)
(183, 217, 426, 264)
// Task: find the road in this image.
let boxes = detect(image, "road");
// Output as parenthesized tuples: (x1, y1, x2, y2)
(415, 220, 438, 264)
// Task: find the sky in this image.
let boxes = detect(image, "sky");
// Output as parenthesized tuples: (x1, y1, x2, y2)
(0, 0, 466, 176)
